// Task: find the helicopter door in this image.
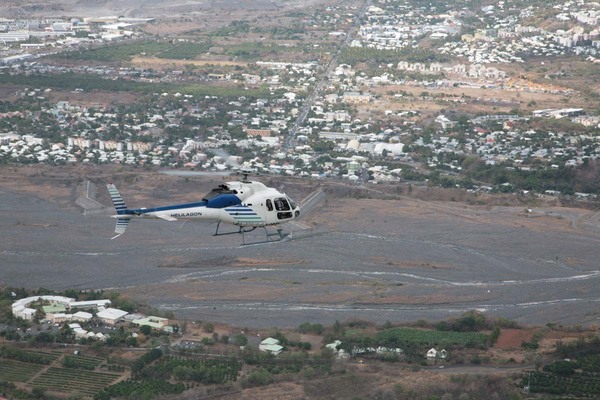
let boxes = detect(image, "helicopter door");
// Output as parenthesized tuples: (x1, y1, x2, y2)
(273, 197, 292, 220)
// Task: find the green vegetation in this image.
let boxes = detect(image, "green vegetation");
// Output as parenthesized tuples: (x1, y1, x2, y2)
(1, 287, 599, 399)
(240, 369, 273, 388)
(0, 72, 274, 98)
(0, 360, 44, 382)
(463, 159, 600, 195)
(99, 350, 238, 399)
(269, 25, 307, 40)
(0, 347, 58, 365)
(138, 357, 240, 383)
(55, 41, 172, 62)
(31, 367, 119, 397)
(299, 322, 324, 335)
(375, 327, 488, 348)
(526, 369, 600, 396)
(328, 313, 495, 362)
(62, 354, 104, 370)
(524, 336, 600, 396)
(156, 42, 212, 60)
(0, 380, 31, 399)
(241, 347, 332, 375)
(94, 380, 185, 400)
(224, 42, 297, 60)
(211, 20, 251, 36)
(131, 348, 163, 375)
(53, 41, 212, 62)
(339, 47, 449, 65)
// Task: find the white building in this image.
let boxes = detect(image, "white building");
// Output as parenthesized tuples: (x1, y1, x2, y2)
(374, 142, 405, 156)
(96, 308, 128, 325)
(259, 337, 284, 355)
(69, 300, 111, 309)
(13, 306, 36, 320)
(12, 295, 73, 319)
(72, 311, 93, 322)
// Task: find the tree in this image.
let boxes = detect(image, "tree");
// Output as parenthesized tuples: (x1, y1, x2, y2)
(139, 325, 152, 335)
(333, 320, 342, 333)
(33, 332, 54, 344)
(31, 386, 46, 399)
(235, 334, 248, 346)
(203, 322, 214, 333)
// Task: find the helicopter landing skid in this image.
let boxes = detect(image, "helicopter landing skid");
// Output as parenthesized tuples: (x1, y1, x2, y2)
(241, 227, 288, 246)
(213, 221, 288, 246)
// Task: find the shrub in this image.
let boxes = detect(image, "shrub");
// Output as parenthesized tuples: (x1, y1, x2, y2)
(299, 322, 324, 335)
(241, 370, 273, 388)
(139, 325, 152, 335)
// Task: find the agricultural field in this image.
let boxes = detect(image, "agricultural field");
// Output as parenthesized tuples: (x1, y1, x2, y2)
(63, 354, 105, 370)
(0, 359, 43, 382)
(51, 37, 326, 65)
(0, 347, 124, 397)
(526, 353, 600, 397)
(55, 41, 175, 62)
(155, 42, 213, 60)
(527, 370, 600, 397)
(31, 367, 120, 397)
(375, 328, 489, 348)
(0, 346, 60, 365)
(339, 46, 448, 65)
(0, 72, 275, 99)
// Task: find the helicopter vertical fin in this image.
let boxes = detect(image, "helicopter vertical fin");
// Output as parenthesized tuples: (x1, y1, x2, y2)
(107, 184, 130, 239)
(107, 184, 128, 215)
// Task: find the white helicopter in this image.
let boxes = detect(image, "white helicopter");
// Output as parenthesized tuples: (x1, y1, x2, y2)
(107, 171, 301, 244)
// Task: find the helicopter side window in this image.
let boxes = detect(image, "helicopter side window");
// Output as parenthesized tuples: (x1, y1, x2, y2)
(274, 198, 290, 211)
(266, 199, 273, 211)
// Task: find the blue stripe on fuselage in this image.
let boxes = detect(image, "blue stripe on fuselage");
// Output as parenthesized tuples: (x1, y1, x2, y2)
(127, 193, 242, 215)
(128, 200, 207, 215)
(206, 194, 242, 209)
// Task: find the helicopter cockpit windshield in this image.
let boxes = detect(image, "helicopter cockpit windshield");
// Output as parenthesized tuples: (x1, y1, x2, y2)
(274, 198, 290, 211)
(287, 197, 297, 210)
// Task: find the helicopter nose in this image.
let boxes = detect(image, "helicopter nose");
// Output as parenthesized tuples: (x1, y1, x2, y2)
(295, 210, 300, 218)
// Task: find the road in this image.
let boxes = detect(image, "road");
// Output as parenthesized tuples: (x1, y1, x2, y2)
(284, 0, 373, 151)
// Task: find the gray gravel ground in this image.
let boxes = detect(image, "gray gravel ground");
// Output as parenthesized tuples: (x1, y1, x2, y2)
(2, 187, 599, 329)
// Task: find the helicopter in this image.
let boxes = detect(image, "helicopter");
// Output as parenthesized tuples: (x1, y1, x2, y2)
(106, 171, 301, 245)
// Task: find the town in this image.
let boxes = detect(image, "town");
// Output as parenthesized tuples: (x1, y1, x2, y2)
(0, 0, 599, 199)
